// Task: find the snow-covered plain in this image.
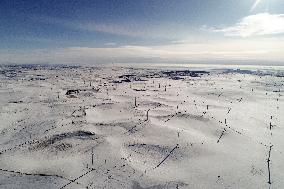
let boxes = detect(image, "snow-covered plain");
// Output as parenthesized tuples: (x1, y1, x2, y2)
(0, 64, 283, 189)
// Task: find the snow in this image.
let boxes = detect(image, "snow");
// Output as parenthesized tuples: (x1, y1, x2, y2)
(0, 64, 283, 189)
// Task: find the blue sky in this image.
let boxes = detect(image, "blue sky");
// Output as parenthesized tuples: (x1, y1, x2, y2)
(1, 0, 284, 65)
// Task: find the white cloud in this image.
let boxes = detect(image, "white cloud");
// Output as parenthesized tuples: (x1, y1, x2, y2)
(1, 38, 284, 65)
(28, 14, 191, 40)
(29, 15, 147, 38)
(214, 13, 284, 37)
(77, 22, 146, 37)
(104, 42, 117, 46)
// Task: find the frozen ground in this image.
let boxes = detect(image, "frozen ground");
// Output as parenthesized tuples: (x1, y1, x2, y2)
(0, 64, 283, 189)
